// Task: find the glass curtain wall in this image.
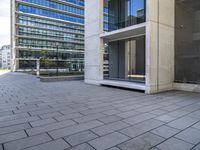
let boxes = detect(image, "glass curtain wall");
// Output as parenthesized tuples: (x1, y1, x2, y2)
(175, 0, 200, 83)
(104, 36, 145, 82)
(104, 0, 145, 32)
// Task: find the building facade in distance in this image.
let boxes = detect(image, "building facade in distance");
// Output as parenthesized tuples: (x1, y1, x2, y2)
(0, 45, 11, 69)
(85, 0, 200, 93)
(11, 0, 84, 73)
(0, 49, 2, 68)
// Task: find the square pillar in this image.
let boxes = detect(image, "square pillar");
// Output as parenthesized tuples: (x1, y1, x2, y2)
(146, 0, 175, 94)
(85, 0, 104, 85)
(11, 0, 16, 71)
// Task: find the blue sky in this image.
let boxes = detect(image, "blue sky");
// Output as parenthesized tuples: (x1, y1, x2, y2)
(0, 0, 10, 47)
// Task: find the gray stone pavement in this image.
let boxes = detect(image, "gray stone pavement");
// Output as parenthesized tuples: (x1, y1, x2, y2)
(0, 72, 200, 150)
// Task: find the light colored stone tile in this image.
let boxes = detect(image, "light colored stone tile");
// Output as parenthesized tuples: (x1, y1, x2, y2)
(4, 134, 52, 150)
(92, 121, 130, 136)
(0, 131, 27, 144)
(150, 125, 180, 138)
(118, 132, 165, 150)
(24, 139, 70, 150)
(49, 120, 103, 139)
(89, 132, 129, 150)
(175, 128, 200, 144)
(157, 137, 194, 150)
(64, 130, 98, 146)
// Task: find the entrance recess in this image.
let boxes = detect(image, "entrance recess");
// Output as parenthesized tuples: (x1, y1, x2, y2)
(104, 36, 145, 83)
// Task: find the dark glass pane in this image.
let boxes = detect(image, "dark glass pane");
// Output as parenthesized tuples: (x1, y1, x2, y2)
(104, 0, 145, 32)
(175, 0, 200, 83)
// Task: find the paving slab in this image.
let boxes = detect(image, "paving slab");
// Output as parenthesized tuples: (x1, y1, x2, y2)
(89, 132, 129, 150)
(55, 113, 83, 121)
(29, 118, 57, 127)
(0, 123, 31, 135)
(26, 119, 76, 136)
(120, 119, 164, 138)
(192, 121, 200, 130)
(64, 130, 98, 146)
(150, 125, 180, 139)
(24, 139, 70, 150)
(4, 133, 52, 150)
(192, 144, 200, 150)
(66, 143, 95, 150)
(123, 113, 157, 125)
(0, 130, 27, 144)
(91, 121, 130, 136)
(49, 120, 104, 139)
(118, 132, 165, 150)
(156, 137, 194, 150)
(108, 147, 121, 150)
(175, 128, 200, 145)
(97, 115, 122, 124)
(155, 115, 177, 123)
(167, 116, 199, 130)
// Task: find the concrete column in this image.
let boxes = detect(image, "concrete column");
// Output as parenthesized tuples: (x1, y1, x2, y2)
(146, 0, 175, 94)
(36, 59, 40, 77)
(84, 0, 104, 85)
(11, 0, 16, 72)
(15, 59, 19, 71)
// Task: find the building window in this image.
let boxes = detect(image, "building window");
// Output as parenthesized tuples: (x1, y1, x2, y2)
(104, 0, 145, 32)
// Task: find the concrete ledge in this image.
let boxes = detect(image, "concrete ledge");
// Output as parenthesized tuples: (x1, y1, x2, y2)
(85, 79, 102, 85)
(174, 83, 200, 93)
(40, 75, 84, 82)
(100, 23, 146, 42)
(100, 80, 146, 91)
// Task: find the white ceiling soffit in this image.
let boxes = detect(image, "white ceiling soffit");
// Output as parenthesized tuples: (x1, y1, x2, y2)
(100, 23, 146, 42)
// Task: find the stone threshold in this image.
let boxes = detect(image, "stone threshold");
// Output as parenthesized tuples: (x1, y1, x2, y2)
(100, 80, 145, 91)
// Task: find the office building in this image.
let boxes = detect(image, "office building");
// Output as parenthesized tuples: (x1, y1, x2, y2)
(0, 45, 11, 69)
(85, 0, 200, 93)
(11, 0, 84, 72)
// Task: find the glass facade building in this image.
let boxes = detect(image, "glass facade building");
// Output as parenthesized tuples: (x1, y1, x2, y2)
(12, 0, 84, 72)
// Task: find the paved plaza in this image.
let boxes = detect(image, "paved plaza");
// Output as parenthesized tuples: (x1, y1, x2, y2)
(0, 72, 200, 150)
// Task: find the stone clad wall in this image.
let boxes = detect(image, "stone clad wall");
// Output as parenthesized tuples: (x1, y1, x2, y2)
(146, 0, 175, 93)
